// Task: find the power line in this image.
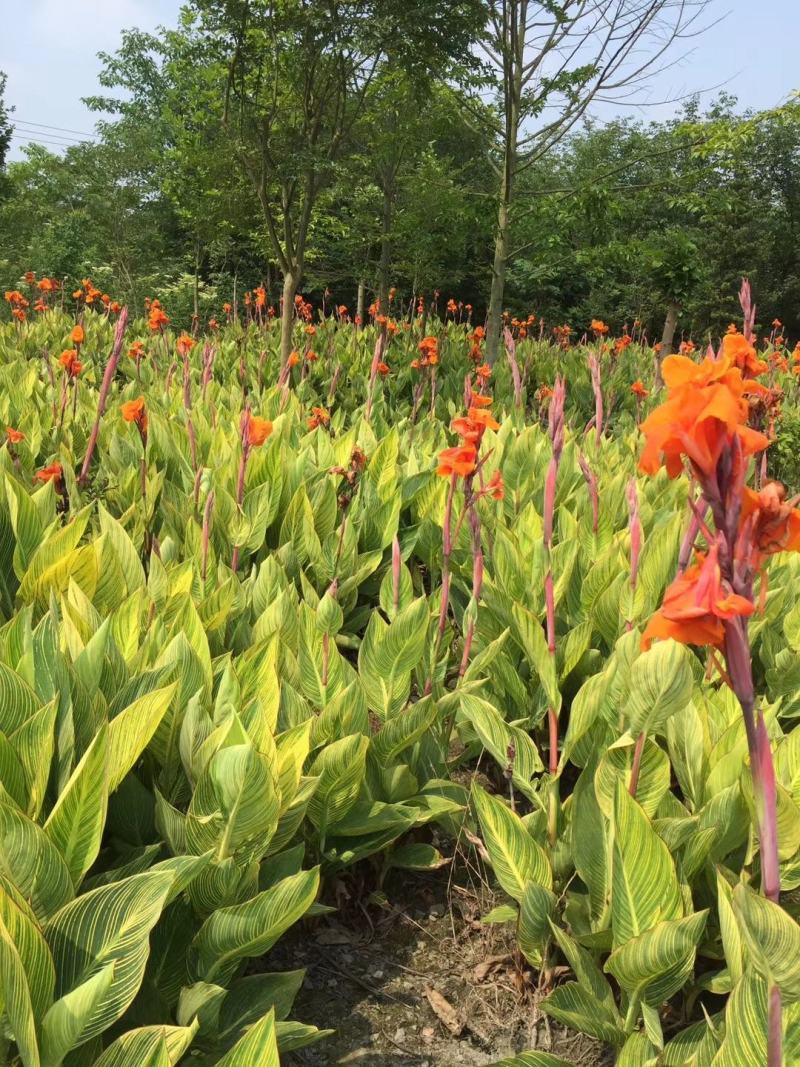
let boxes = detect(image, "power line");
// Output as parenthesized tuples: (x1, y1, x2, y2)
(13, 117, 97, 138)
(12, 126, 87, 146)
(9, 132, 86, 150)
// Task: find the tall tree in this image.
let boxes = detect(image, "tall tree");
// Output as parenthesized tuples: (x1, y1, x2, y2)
(173, 0, 483, 363)
(468, 0, 713, 361)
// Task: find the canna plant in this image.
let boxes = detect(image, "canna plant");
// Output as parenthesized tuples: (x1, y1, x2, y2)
(2, 279, 800, 1067)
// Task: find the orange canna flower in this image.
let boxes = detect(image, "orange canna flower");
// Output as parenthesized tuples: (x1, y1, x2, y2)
(639, 352, 769, 479)
(377, 361, 390, 376)
(247, 415, 273, 447)
(59, 349, 82, 377)
(591, 319, 609, 335)
(486, 470, 504, 500)
(287, 351, 301, 367)
(70, 324, 85, 346)
(437, 444, 477, 478)
(467, 407, 499, 431)
(176, 333, 195, 356)
(6, 427, 24, 444)
(631, 380, 649, 398)
(641, 545, 754, 650)
(451, 416, 483, 444)
(471, 393, 493, 408)
(24, 271, 36, 283)
(721, 332, 768, 377)
(740, 482, 800, 561)
(35, 462, 63, 487)
(121, 397, 148, 434)
(410, 358, 421, 370)
(306, 350, 318, 362)
(308, 406, 330, 430)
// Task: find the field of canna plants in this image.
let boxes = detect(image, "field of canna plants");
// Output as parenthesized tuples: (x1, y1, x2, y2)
(1, 277, 800, 1067)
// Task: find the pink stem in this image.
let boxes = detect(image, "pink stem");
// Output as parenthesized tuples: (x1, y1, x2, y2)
(78, 306, 128, 485)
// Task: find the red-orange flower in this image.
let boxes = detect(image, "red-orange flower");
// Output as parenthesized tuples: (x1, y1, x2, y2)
(121, 397, 148, 434)
(437, 444, 477, 478)
(641, 545, 754, 650)
(740, 482, 800, 560)
(721, 332, 768, 378)
(308, 406, 330, 430)
(247, 415, 273, 447)
(467, 407, 499, 431)
(639, 353, 769, 479)
(287, 351, 301, 368)
(486, 470, 504, 500)
(177, 333, 195, 356)
(70, 324, 85, 346)
(591, 319, 609, 335)
(6, 427, 24, 444)
(59, 350, 82, 377)
(376, 361, 390, 376)
(471, 394, 493, 408)
(631, 380, 649, 399)
(35, 462, 63, 488)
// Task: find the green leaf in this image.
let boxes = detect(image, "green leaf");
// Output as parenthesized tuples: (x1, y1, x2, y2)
(44, 726, 108, 888)
(472, 784, 552, 901)
(107, 683, 177, 792)
(358, 597, 429, 718)
(626, 640, 693, 737)
(0, 801, 74, 920)
(307, 734, 368, 836)
(605, 911, 708, 1006)
(733, 882, 800, 999)
(611, 781, 682, 949)
(372, 696, 438, 765)
(194, 868, 320, 984)
(0, 910, 41, 1067)
(459, 693, 543, 800)
(214, 1008, 280, 1066)
(42, 871, 174, 1056)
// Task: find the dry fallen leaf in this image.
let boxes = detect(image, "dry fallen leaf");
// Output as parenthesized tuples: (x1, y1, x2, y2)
(424, 986, 464, 1037)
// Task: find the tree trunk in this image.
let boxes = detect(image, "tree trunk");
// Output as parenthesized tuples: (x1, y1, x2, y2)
(193, 238, 201, 324)
(486, 186, 511, 364)
(378, 185, 393, 314)
(357, 279, 366, 328)
(657, 302, 680, 386)
(280, 270, 298, 368)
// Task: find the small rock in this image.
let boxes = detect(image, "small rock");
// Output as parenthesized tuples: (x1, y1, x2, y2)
(372, 969, 384, 979)
(429, 903, 445, 917)
(393, 1027, 406, 1042)
(421, 1027, 435, 1043)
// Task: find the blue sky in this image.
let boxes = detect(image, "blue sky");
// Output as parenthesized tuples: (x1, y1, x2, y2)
(3, 0, 799, 160)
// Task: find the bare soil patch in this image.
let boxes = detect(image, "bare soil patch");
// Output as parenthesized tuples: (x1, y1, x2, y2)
(276, 860, 610, 1067)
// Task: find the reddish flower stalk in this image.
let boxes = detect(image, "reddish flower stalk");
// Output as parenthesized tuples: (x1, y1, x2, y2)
(201, 343, 216, 400)
(78, 306, 128, 486)
(426, 472, 457, 696)
(588, 352, 603, 447)
(626, 477, 642, 632)
(578, 453, 599, 535)
(544, 377, 565, 847)
(230, 407, 251, 572)
(503, 327, 523, 409)
(183, 353, 198, 472)
(365, 332, 387, 423)
(677, 490, 706, 574)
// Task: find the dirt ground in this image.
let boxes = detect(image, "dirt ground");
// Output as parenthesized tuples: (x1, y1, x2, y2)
(276, 853, 610, 1067)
